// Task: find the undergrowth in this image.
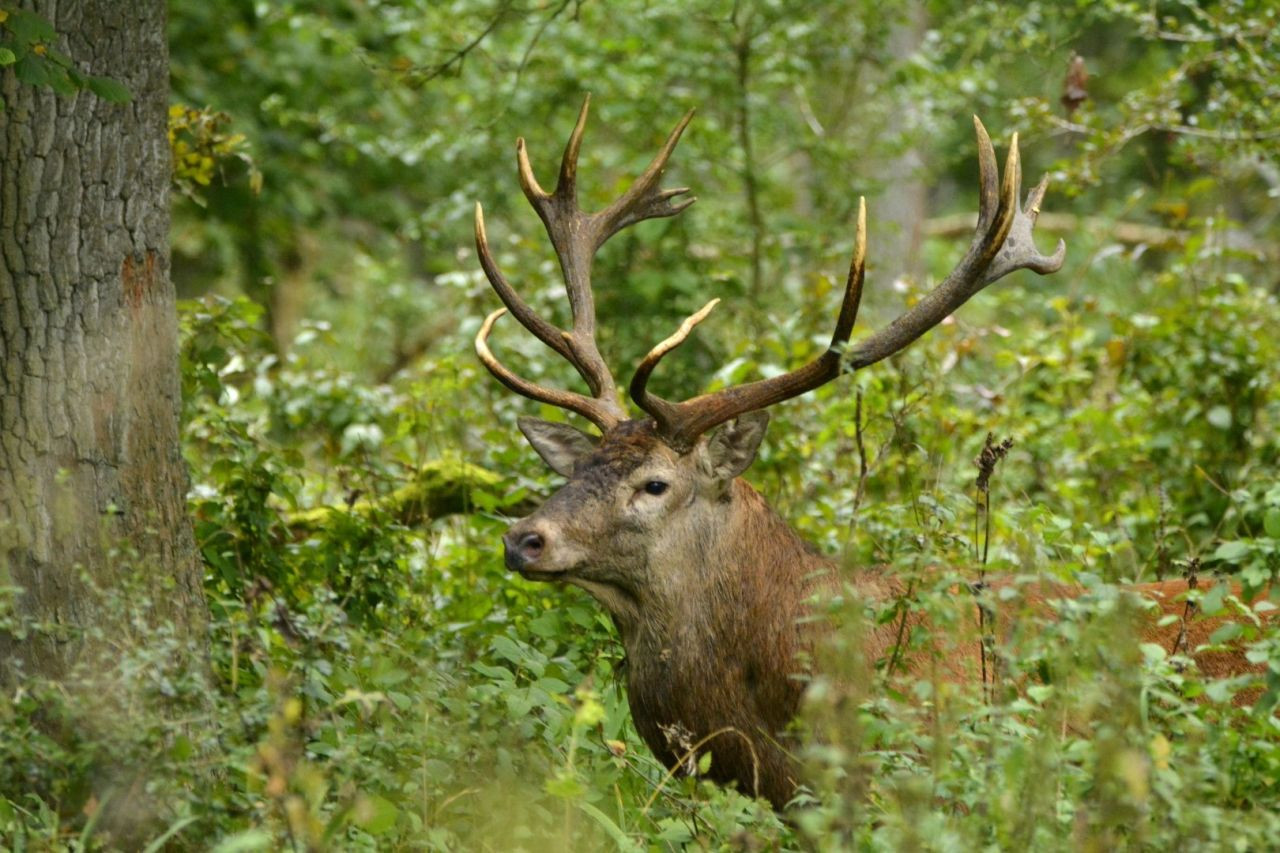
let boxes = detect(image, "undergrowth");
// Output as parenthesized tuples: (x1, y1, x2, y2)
(3, 258, 1280, 849)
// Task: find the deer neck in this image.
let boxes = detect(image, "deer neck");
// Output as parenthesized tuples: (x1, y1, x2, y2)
(617, 478, 833, 667)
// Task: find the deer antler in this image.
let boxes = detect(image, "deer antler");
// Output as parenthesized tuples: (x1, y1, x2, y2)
(629, 116, 1066, 451)
(474, 96, 696, 432)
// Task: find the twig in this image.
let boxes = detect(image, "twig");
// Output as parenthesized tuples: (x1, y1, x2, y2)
(729, 5, 764, 307)
(884, 580, 916, 679)
(1154, 483, 1169, 581)
(509, 0, 573, 93)
(639, 726, 760, 815)
(1048, 114, 1280, 145)
(973, 433, 1013, 701)
(849, 390, 869, 533)
(413, 3, 511, 83)
(926, 211, 1273, 260)
(1169, 558, 1201, 661)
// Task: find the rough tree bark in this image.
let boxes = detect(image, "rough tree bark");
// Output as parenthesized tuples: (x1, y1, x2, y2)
(0, 1, 205, 683)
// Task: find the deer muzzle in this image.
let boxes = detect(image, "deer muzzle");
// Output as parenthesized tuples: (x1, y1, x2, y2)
(503, 525, 552, 576)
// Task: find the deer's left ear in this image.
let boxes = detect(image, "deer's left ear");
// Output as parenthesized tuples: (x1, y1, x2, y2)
(701, 411, 769, 483)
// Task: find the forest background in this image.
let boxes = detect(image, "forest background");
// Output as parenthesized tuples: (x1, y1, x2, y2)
(3, 0, 1280, 848)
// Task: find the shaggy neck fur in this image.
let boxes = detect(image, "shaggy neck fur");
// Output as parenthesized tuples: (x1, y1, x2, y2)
(615, 478, 835, 808)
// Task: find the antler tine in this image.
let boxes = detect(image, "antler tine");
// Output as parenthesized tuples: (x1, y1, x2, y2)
(633, 119, 1065, 451)
(829, 197, 868, 346)
(516, 96, 591, 206)
(474, 202, 578, 365)
(632, 200, 867, 450)
(973, 117, 999, 233)
(981, 175, 1066, 282)
(475, 308, 622, 429)
(515, 99, 603, 373)
(845, 126, 1060, 371)
(597, 108, 698, 242)
(557, 95, 590, 198)
(629, 298, 722, 431)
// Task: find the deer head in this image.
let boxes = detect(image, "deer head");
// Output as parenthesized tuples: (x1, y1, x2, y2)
(473, 97, 1065, 806)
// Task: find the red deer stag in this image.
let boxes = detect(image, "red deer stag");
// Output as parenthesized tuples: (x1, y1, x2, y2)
(473, 97, 1260, 809)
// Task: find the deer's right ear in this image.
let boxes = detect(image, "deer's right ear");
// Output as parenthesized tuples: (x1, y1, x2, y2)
(702, 411, 769, 483)
(517, 416, 598, 477)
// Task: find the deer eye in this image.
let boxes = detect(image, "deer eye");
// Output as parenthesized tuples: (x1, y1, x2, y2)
(643, 480, 669, 496)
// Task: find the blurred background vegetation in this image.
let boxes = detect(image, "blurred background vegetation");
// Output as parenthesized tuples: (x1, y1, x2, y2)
(5, 0, 1280, 848)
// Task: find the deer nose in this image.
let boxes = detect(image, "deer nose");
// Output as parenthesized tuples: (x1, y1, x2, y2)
(503, 528, 546, 571)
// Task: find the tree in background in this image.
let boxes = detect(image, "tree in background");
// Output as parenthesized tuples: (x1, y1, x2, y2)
(0, 1, 205, 682)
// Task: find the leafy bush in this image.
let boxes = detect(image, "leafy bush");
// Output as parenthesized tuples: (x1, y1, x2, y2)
(7, 251, 1280, 848)
(6, 0, 1280, 847)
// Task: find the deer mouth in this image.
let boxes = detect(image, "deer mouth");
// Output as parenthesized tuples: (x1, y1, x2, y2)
(516, 567, 569, 583)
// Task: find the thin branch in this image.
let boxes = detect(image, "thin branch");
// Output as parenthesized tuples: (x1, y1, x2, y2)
(415, 2, 512, 83)
(925, 211, 1275, 261)
(883, 580, 916, 679)
(509, 0, 573, 94)
(730, 7, 764, 305)
(1049, 114, 1280, 145)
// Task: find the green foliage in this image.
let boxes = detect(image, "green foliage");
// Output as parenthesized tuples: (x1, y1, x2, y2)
(169, 105, 262, 204)
(0, 6, 130, 106)
(800, 574, 1280, 848)
(8, 244, 1280, 850)
(6, 0, 1280, 848)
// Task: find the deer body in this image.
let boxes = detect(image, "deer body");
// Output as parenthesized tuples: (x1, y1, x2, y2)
(612, 480, 930, 809)
(470, 99, 1262, 810)
(623, 487, 818, 806)
(506, 418, 843, 807)
(505, 415, 1259, 808)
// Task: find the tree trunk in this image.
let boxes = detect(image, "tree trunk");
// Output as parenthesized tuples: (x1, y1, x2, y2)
(874, 3, 928, 281)
(0, 1, 205, 683)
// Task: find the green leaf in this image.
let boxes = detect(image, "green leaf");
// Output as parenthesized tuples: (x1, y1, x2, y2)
(490, 635, 527, 666)
(0, 48, 16, 66)
(1200, 582, 1228, 615)
(5, 10, 57, 44)
(142, 816, 199, 853)
(1213, 540, 1251, 563)
(87, 75, 131, 103)
(1265, 508, 1280, 539)
(1209, 622, 1242, 645)
(169, 735, 194, 761)
(577, 802, 642, 853)
(1139, 642, 1167, 663)
(1026, 684, 1055, 703)
(545, 770, 586, 800)
(536, 676, 570, 694)
(656, 819, 695, 844)
(1206, 405, 1232, 429)
(354, 794, 398, 835)
(1204, 679, 1235, 703)
(46, 68, 76, 96)
(13, 53, 52, 87)
(470, 661, 514, 683)
(210, 831, 272, 853)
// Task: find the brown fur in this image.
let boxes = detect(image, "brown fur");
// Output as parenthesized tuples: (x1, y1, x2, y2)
(505, 419, 1270, 810)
